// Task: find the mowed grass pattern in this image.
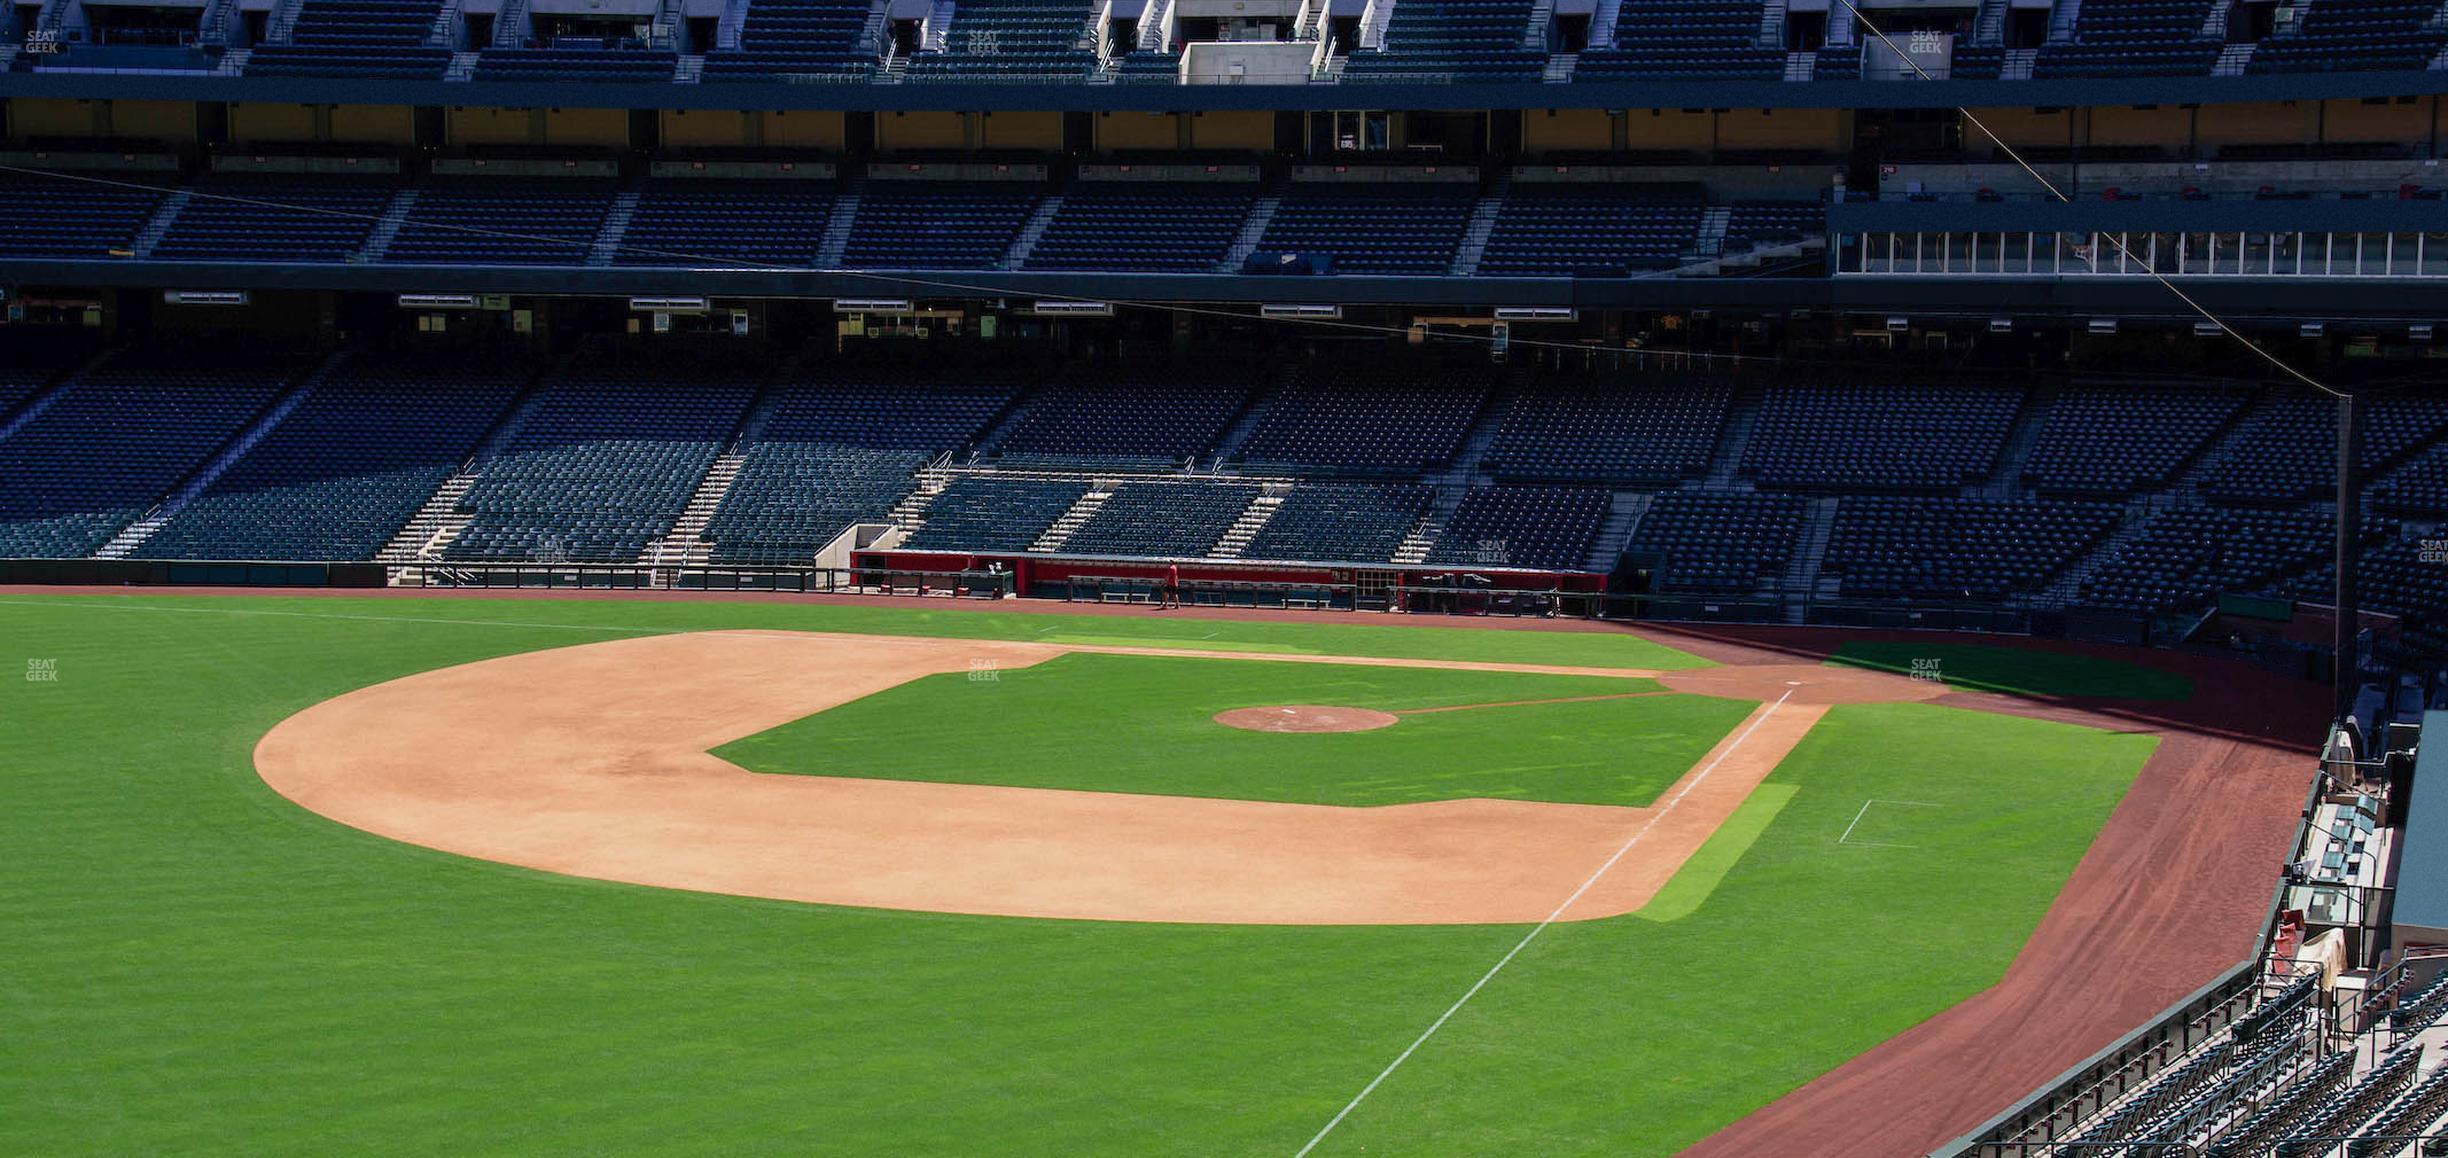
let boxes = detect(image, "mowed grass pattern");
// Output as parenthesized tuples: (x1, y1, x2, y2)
(1, 595, 2149, 1155)
(718, 653, 1755, 807)
(1828, 641, 2194, 701)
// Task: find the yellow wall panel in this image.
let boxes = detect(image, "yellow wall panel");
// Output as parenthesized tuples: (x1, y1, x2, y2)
(877, 111, 968, 150)
(1625, 109, 1714, 152)
(329, 104, 415, 146)
(760, 110, 845, 149)
(1523, 109, 1613, 154)
(2196, 101, 2319, 147)
(1187, 111, 1272, 151)
(229, 103, 320, 145)
(1715, 108, 1841, 151)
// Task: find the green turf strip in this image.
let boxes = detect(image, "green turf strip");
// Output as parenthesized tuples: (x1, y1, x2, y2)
(1634, 782, 1799, 923)
(717, 652, 1746, 808)
(1827, 640, 2193, 701)
(0, 592, 1711, 670)
(0, 598, 2148, 1155)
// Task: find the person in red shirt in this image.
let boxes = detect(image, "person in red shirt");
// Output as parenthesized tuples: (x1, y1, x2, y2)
(1161, 562, 1181, 610)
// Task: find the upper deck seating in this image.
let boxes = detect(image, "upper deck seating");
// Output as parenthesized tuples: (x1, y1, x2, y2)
(244, 0, 452, 77)
(1250, 183, 1477, 276)
(1235, 366, 1491, 472)
(1477, 184, 1706, 277)
(381, 184, 613, 266)
(1483, 376, 1730, 484)
(903, 0, 1100, 81)
(614, 182, 835, 267)
(2031, 0, 2222, 78)
(699, 0, 878, 81)
(841, 182, 1043, 270)
(150, 181, 392, 264)
(1574, 0, 1785, 80)
(2247, 0, 2448, 74)
(1823, 497, 2120, 599)
(1341, 0, 1546, 82)
(1023, 182, 1258, 272)
(472, 47, 680, 83)
(993, 368, 1253, 468)
(2022, 383, 2248, 495)
(0, 173, 163, 258)
(1741, 381, 2024, 490)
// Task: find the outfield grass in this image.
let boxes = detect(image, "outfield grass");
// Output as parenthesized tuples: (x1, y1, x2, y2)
(1828, 641, 2194, 701)
(0, 595, 2150, 1155)
(718, 653, 1753, 808)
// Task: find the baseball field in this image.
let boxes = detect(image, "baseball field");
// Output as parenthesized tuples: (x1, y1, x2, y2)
(0, 591, 2315, 1154)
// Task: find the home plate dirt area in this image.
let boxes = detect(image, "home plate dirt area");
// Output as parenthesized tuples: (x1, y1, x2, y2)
(253, 628, 1948, 925)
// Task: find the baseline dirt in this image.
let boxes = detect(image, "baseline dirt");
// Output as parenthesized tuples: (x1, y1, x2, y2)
(1212, 705, 1398, 733)
(255, 630, 1796, 925)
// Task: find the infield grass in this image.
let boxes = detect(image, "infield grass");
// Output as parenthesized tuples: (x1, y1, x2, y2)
(1, 593, 2150, 1156)
(718, 652, 1754, 807)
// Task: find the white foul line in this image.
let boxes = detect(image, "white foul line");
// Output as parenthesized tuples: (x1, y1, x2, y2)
(1837, 799, 1944, 849)
(1293, 687, 1799, 1157)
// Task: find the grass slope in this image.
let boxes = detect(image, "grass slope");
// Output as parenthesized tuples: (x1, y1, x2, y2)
(1828, 641, 2194, 701)
(0, 596, 2149, 1155)
(717, 652, 1751, 808)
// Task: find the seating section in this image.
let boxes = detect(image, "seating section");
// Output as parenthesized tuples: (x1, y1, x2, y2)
(702, 375, 1011, 563)
(1343, 0, 1545, 82)
(699, 0, 877, 81)
(383, 185, 613, 266)
(1485, 377, 1730, 484)
(842, 182, 1043, 269)
(1236, 368, 1490, 471)
(445, 347, 756, 561)
(1252, 184, 1477, 275)
(993, 370, 1251, 467)
(1245, 484, 1432, 563)
(1425, 486, 1611, 571)
(615, 182, 834, 267)
(0, 175, 163, 258)
(2078, 505, 2333, 613)
(2023, 384, 2247, 494)
(2199, 393, 2448, 504)
(2032, 0, 2221, 78)
(138, 355, 523, 561)
(1742, 382, 2024, 490)
(2377, 443, 2448, 515)
(1822, 497, 2120, 600)
(1624, 491, 1809, 593)
(905, 0, 1098, 81)
(705, 447, 921, 564)
(1478, 184, 1705, 277)
(245, 0, 452, 77)
(1064, 482, 1256, 557)
(1024, 182, 1258, 273)
(1575, 0, 1784, 80)
(0, 352, 294, 558)
(473, 48, 680, 83)
(1720, 202, 1824, 254)
(899, 475, 1088, 551)
(151, 182, 393, 264)
(2247, 0, 2448, 74)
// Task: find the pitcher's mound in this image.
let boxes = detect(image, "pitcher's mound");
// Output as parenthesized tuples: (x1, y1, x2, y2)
(1214, 705, 1400, 733)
